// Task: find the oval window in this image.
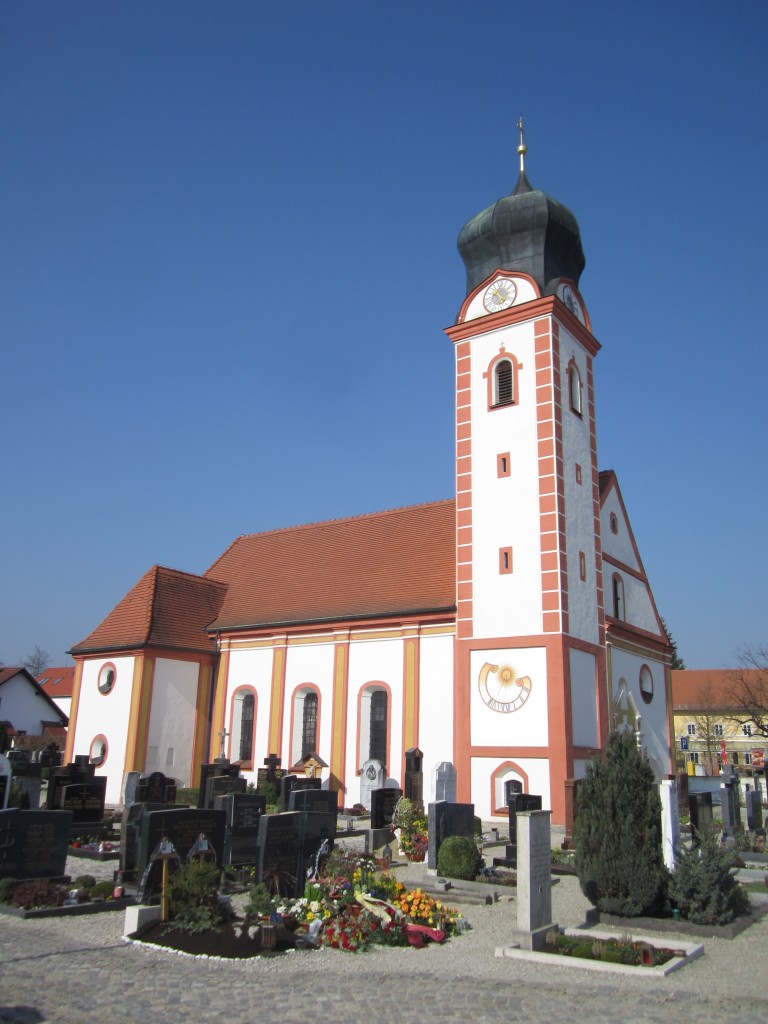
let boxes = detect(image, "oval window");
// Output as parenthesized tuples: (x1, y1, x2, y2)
(639, 665, 654, 704)
(98, 664, 116, 695)
(89, 735, 107, 767)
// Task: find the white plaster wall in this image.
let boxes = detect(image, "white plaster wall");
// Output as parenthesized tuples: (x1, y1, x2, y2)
(600, 491, 640, 570)
(0, 673, 61, 734)
(346, 638, 404, 792)
(461, 275, 539, 323)
(610, 647, 670, 780)
(72, 656, 135, 805)
(569, 648, 599, 748)
(418, 634, 455, 792)
(225, 646, 276, 785)
(471, 756, 552, 819)
(559, 329, 600, 645)
(470, 319, 542, 639)
(621, 574, 661, 633)
(469, 646, 548, 747)
(144, 659, 200, 787)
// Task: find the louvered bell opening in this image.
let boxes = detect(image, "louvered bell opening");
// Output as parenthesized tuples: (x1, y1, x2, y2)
(495, 360, 513, 406)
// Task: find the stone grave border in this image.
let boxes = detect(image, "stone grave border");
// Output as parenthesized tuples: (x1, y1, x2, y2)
(496, 928, 704, 977)
(0, 896, 136, 920)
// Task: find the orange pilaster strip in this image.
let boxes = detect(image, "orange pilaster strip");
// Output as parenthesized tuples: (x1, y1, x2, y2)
(330, 640, 349, 795)
(208, 649, 230, 762)
(267, 645, 286, 758)
(64, 661, 84, 762)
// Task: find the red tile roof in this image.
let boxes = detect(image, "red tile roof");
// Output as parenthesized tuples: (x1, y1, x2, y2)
(672, 669, 765, 710)
(205, 500, 457, 631)
(70, 567, 227, 655)
(37, 667, 75, 698)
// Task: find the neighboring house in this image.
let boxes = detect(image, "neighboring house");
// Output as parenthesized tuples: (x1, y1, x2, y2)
(66, 153, 674, 814)
(0, 667, 69, 751)
(36, 667, 76, 719)
(671, 669, 766, 774)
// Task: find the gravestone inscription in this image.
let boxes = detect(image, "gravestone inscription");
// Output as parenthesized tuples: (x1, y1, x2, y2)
(511, 810, 555, 950)
(279, 774, 321, 812)
(0, 808, 73, 880)
(138, 807, 226, 878)
(288, 788, 339, 815)
(215, 792, 266, 866)
(360, 759, 385, 811)
(59, 779, 107, 825)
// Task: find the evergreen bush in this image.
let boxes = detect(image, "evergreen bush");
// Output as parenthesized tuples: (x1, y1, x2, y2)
(573, 730, 667, 917)
(167, 860, 226, 933)
(668, 825, 749, 925)
(436, 835, 482, 880)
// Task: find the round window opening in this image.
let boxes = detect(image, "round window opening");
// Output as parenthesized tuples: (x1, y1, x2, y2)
(639, 666, 654, 705)
(98, 664, 116, 695)
(90, 735, 107, 767)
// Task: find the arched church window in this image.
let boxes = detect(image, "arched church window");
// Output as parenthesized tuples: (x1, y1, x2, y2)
(568, 360, 583, 415)
(369, 690, 388, 764)
(611, 574, 625, 620)
(302, 692, 318, 757)
(494, 359, 514, 406)
(239, 693, 255, 761)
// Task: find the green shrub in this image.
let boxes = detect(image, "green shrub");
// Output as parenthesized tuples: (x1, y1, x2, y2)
(437, 835, 482, 880)
(668, 825, 750, 925)
(90, 881, 116, 900)
(74, 874, 97, 890)
(473, 815, 483, 838)
(257, 780, 279, 806)
(243, 882, 275, 924)
(167, 860, 226, 933)
(574, 730, 667, 917)
(0, 878, 17, 904)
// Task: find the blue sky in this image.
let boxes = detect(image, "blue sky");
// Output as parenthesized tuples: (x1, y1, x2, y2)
(2, 2, 766, 670)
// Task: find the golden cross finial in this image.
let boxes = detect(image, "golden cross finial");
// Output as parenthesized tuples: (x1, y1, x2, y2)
(517, 116, 527, 174)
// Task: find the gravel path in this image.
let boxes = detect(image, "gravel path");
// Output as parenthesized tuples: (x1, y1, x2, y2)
(1, 854, 767, 1023)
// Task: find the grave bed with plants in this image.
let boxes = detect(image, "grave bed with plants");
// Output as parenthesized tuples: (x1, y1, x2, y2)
(0, 874, 134, 918)
(496, 928, 704, 977)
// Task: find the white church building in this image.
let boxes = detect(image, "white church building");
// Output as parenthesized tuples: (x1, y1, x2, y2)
(65, 143, 674, 822)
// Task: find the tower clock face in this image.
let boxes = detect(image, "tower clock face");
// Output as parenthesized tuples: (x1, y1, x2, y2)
(483, 278, 517, 313)
(561, 284, 583, 322)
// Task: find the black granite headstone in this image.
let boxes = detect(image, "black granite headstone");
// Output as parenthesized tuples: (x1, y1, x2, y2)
(688, 791, 713, 846)
(58, 779, 107, 825)
(404, 748, 423, 809)
(370, 787, 401, 829)
(506, 793, 542, 866)
(46, 760, 97, 811)
(204, 773, 247, 809)
(0, 808, 73, 879)
(427, 800, 475, 870)
(197, 760, 242, 809)
(257, 812, 303, 896)
(279, 775, 321, 812)
(120, 802, 174, 873)
(137, 807, 226, 878)
(746, 788, 763, 831)
(288, 788, 339, 815)
(215, 793, 266, 866)
(135, 771, 178, 805)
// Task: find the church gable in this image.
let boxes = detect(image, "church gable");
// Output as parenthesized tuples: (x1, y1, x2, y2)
(205, 500, 456, 632)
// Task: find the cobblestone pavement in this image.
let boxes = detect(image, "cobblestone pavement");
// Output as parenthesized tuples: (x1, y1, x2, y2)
(1, 910, 765, 1024)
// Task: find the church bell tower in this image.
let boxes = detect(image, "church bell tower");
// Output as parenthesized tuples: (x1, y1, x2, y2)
(446, 123, 609, 824)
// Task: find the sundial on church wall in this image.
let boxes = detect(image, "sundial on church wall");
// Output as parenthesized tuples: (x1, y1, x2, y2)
(477, 662, 532, 713)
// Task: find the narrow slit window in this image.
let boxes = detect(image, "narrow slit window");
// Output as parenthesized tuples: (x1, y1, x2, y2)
(499, 547, 513, 574)
(568, 360, 583, 416)
(497, 453, 511, 478)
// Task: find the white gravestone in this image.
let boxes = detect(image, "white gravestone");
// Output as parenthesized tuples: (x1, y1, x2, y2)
(359, 759, 385, 811)
(659, 778, 680, 872)
(433, 761, 457, 803)
(506, 810, 557, 951)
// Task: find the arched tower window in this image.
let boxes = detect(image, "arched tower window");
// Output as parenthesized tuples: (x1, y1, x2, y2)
(611, 574, 625, 620)
(568, 359, 583, 415)
(230, 688, 257, 766)
(495, 359, 514, 406)
(302, 692, 318, 757)
(369, 690, 388, 763)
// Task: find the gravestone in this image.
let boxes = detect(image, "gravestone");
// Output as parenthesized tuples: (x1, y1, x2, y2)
(122, 771, 141, 808)
(404, 748, 423, 810)
(197, 759, 242, 809)
(135, 771, 178, 805)
(659, 778, 680, 870)
(0, 755, 11, 810)
(300, 811, 337, 880)
(360, 759, 385, 811)
(216, 792, 266, 866)
(562, 779, 581, 850)
(745, 787, 763, 831)
(120, 802, 174, 874)
(137, 807, 226, 880)
(257, 812, 303, 897)
(370, 787, 401, 829)
(8, 760, 42, 810)
(675, 771, 690, 817)
(427, 800, 475, 870)
(434, 761, 457, 803)
(506, 793, 542, 867)
(504, 778, 523, 803)
(59, 779, 107, 825)
(505, 810, 556, 951)
(688, 791, 713, 846)
(288, 788, 339, 815)
(205, 773, 247, 808)
(0, 808, 73, 880)
(279, 774, 321, 812)
(46, 757, 97, 811)
(720, 766, 742, 837)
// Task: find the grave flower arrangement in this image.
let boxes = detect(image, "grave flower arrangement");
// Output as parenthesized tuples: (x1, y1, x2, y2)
(390, 798, 428, 861)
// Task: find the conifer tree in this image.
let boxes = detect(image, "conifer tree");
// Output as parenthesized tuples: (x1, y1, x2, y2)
(574, 730, 667, 917)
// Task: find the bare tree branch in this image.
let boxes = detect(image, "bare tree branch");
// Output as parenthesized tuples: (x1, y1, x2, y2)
(726, 644, 768, 740)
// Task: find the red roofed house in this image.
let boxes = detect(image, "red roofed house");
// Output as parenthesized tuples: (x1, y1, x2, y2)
(36, 667, 76, 719)
(0, 668, 69, 751)
(65, 154, 674, 816)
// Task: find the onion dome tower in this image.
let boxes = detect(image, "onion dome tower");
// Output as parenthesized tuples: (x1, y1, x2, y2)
(457, 121, 586, 298)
